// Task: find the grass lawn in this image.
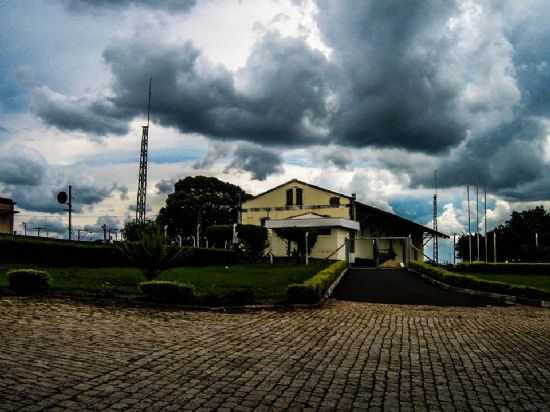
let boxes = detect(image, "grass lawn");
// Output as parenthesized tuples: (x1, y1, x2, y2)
(468, 273, 550, 293)
(0, 262, 325, 300)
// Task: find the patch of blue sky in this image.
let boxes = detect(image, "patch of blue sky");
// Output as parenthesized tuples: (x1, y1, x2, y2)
(390, 197, 432, 224)
(81, 148, 201, 166)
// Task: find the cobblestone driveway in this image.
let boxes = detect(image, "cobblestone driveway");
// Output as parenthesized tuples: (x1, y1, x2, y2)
(1, 298, 549, 411)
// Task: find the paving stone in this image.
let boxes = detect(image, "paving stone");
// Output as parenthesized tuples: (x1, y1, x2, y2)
(0, 298, 549, 410)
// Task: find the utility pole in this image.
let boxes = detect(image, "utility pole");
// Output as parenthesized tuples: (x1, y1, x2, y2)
(493, 231, 497, 263)
(476, 185, 480, 261)
(102, 224, 107, 242)
(136, 77, 152, 224)
(433, 170, 438, 264)
(22, 222, 27, 236)
(68, 185, 72, 240)
(467, 185, 472, 263)
(453, 233, 456, 265)
(484, 189, 488, 264)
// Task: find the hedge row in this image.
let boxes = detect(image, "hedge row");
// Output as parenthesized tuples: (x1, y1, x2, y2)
(410, 261, 550, 301)
(453, 262, 550, 276)
(0, 237, 241, 267)
(139, 280, 255, 306)
(287, 260, 347, 304)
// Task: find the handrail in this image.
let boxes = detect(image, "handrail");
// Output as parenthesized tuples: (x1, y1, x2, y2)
(324, 242, 347, 261)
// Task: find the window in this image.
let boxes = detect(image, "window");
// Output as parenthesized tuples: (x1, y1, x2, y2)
(317, 228, 331, 236)
(329, 196, 340, 207)
(286, 189, 293, 206)
(296, 188, 303, 207)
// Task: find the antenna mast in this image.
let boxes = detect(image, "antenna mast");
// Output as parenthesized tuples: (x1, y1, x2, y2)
(136, 77, 152, 224)
(433, 170, 438, 264)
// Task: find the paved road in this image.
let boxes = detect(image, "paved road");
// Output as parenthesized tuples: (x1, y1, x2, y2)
(334, 268, 498, 306)
(1, 297, 550, 411)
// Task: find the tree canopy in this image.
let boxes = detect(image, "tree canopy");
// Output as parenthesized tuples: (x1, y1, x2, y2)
(156, 176, 252, 241)
(456, 205, 550, 262)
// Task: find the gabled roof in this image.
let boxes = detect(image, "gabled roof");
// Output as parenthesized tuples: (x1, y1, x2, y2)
(244, 178, 352, 203)
(244, 178, 448, 238)
(356, 202, 448, 238)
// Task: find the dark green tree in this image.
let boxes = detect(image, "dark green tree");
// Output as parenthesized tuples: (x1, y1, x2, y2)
(156, 176, 252, 241)
(456, 205, 550, 262)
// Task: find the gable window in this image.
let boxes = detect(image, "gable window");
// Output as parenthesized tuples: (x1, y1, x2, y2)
(296, 188, 303, 207)
(286, 189, 293, 206)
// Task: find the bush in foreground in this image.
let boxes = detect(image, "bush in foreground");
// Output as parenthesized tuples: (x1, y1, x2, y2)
(287, 260, 347, 304)
(410, 261, 550, 300)
(453, 262, 550, 276)
(139, 281, 195, 303)
(7, 269, 51, 295)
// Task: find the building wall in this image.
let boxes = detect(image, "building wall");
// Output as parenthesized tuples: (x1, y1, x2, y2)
(241, 181, 351, 226)
(0, 215, 12, 234)
(267, 227, 349, 260)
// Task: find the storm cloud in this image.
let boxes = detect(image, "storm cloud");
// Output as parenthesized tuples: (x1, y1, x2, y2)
(0, 146, 128, 213)
(227, 145, 284, 181)
(19, 0, 550, 203)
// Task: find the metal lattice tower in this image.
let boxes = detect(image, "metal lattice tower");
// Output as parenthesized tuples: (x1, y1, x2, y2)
(433, 170, 438, 264)
(135, 78, 152, 224)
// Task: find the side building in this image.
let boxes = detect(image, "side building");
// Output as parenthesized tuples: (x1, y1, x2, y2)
(0, 197, 18, 235)
(240, 179, 447, 264)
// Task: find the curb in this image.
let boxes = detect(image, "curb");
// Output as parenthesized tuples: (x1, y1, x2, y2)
(408, 269, 550, 308)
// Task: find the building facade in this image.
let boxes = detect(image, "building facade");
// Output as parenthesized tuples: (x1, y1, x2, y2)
(0, 197, 18, 235)
(240, 179, 446, 264)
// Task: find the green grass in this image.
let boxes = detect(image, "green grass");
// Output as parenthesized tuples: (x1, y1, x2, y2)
(467, 273, 550, 293)
(0, 262, 325, 300)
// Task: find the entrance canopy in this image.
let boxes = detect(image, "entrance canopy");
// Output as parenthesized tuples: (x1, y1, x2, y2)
(265, 216, 360, 231)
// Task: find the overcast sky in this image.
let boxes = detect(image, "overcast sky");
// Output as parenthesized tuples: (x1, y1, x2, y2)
(1, 0, 550, 255)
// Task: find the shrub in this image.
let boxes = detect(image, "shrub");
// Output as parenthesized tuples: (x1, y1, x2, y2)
(7, 269, 51, 295)
(410, 261, 550, 300)
(236, 225, 268, 258)
(117, 226, 184, 280)
(206, 224, 268, 259)
(287, 260, 347, 304)
(139, 281, 195, 303)
(453, 262, 550, 276)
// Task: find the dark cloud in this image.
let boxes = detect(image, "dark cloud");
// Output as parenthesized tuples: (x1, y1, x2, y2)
(0, 146, 128, 212)
(322, 149, 353, 170)
(227, 145, 284, 181)
(62, 0, 196, 12)
(316, 0, 467, 153)
(31, 87, 130, 136)
(35, 31, 332, 145)
(155, 178, 176, 195)
(409, 118, 550, 201)
(0, 147, 47, 186)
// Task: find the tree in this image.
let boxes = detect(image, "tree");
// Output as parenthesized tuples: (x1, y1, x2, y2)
(156, 176, 252, 241)
(456, 205, 550, 262)
(122, 220, 159, 241)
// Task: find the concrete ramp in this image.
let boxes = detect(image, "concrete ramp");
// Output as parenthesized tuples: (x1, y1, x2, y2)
(333, 268, 497, 306)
